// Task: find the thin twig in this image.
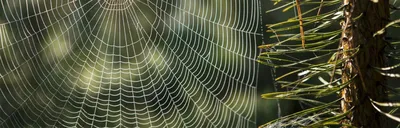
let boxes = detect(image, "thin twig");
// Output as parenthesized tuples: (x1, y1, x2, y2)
(317, 0, 324, 17)
(295, 0, 306, 48)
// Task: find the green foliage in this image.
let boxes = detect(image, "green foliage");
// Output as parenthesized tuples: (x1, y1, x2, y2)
(259, 0, 400, 127)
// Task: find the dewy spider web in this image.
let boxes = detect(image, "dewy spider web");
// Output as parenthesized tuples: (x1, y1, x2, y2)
(0, 0, 262, 127)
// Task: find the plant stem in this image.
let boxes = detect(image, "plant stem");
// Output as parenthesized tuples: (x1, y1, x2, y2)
(340, 0, 389, 127)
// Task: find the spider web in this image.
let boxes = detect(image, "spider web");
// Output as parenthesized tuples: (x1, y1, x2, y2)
(0, 0, 262, 127)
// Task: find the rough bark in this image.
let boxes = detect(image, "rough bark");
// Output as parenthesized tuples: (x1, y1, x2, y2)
(340, 0, 389, 127)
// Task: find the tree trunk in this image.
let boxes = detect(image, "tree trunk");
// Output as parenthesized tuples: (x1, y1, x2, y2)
(340, 0, 389, 127)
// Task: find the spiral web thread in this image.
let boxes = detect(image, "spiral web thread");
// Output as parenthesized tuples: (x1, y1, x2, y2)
(0, 0, 261, 127)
